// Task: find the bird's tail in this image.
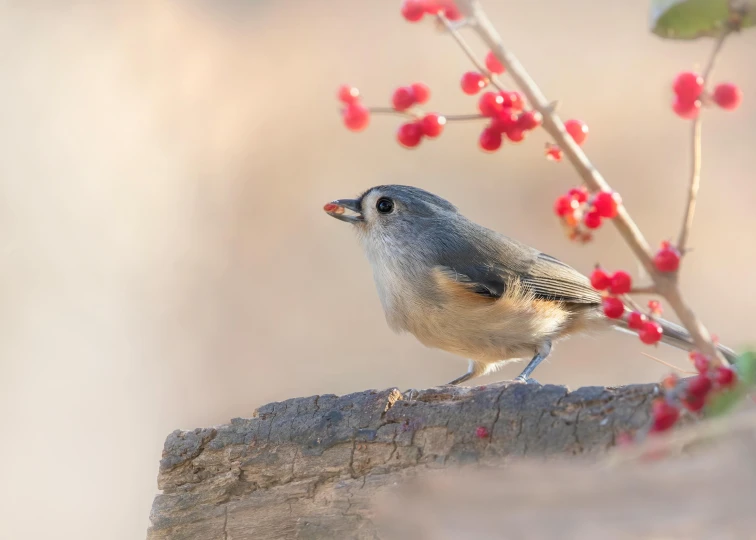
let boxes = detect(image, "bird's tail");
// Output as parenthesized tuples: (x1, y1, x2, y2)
(611, 317, 737, 364)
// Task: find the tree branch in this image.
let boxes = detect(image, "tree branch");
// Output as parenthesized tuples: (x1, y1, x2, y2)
(454, 0, 728, 365)
(677, 28, 731, 254)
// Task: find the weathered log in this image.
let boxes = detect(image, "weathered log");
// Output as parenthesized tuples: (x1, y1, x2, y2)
(147, 381, 660, 539)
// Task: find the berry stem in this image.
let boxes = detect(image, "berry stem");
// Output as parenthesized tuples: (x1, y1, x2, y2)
(367, 107, 486, 122)
(454, 0, 727, 366)
(629, 285, 658, 295)
(619, 293, 644, 314)
(436, 13, 502, 91)
(677, 27, 731, 255)
(639, 352, 696, 375)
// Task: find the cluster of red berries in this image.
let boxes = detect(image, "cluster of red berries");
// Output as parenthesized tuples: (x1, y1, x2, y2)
(650, 351, 738, 434)
(339, 4, 594, 161)
(338, 85, 370, 132)
(391, 82, 448, 147)
(400, 0, 462, 23)
(477, 91, 542, 151)
(553, 185, 620, 242)
(590, 267, 666, 344)
(672, 70, 742, 119)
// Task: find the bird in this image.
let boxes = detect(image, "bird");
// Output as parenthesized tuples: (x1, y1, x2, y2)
(323, 184, 735, 385)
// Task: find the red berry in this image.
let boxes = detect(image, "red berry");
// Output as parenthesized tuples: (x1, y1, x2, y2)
(565, 119, 588, 145)
(420, 114, 446, 138)
(593, 191, 620, 218)
(461, 71, 487, 95)
(590, 268, 611, 290)
(475, 426, 490, 438)
(442, 4, 463, 21)
(500, 91, 524, 111)
(337, 84, 360, 105)
(479, 127, 502, 152)
(568, 187, 589, 204)
(661, 373, 679, 390)
(401, 0, 426, 22)
(650, 399, 679, 433)
(616, 432, 635, 446)
(647, 300, 662, 315)
(690, 352, 710, 374)
(577, 231, 593, 243)
(484, 51, 505, 74)
(490, 108, 517, 133)
(687, 374, 713, 399)
(342, 103, 370, 132)
(672, 96, 701, 119)
(713, 82, 742, 111)
(563, 212, 579, 228)
(517, 110, 542, 131)
(392, 86, 416, 111)
(545, 144, 562, 162)
(397, 122, 423, 148)
(609, 271, 632, 295)
(411, 82, 431, 104)
(554, 195, 577, 217)
(478, 91, 503, 117)
(673, 71, 704, 102)
(602, 297, 625, 319)
(639, 320, 663, 344)
(654, 242, 681, 273)
(627, 311, 647, 330)
(506, 128, 525, 143)
(682, 394, 706, 412)
(714, 366, 736, 387)
(583, 209, 602, 229)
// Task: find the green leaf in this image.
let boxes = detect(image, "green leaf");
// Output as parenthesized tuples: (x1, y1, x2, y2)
(650, 0, 756, 40)
(705, 350, 756, 417)
(735, 350, 756, 384)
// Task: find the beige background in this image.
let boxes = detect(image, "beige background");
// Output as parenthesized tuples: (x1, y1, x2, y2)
(1, 1, 754, 538)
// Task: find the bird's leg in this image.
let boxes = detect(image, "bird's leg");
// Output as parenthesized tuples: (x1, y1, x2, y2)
(447, 359, 483, 386)
(514, 340, 552, 385)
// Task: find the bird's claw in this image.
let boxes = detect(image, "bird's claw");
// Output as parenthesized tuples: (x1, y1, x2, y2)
(514, 375, 541, 385)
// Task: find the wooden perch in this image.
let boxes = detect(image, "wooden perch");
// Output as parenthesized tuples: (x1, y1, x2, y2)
(147, 381, 661, 539)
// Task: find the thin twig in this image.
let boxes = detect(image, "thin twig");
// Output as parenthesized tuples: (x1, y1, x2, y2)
(455, 0, 727, 365)
(436, 14, 506, 93)
(620, 293, 645, 314)
(640, 352, 697, 375)
(676, 28, 731, 254)
(629, 286, 659, 295)
(367, 108, 485, 122)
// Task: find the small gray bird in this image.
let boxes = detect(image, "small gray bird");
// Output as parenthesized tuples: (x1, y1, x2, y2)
(324, 184, 735, 385)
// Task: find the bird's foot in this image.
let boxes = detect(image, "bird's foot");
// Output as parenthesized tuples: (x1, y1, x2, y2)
(513, 375, 541, 385)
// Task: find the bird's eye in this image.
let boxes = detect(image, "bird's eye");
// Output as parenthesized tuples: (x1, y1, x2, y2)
(376, 197, 394, 214)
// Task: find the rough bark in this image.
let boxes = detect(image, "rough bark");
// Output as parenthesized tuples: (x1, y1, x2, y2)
(148, 381, 661, 539)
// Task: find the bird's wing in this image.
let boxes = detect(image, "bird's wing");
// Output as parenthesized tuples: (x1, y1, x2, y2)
(428, 220, 601, 305)
(434, 264, 508, 300)
(523, 253, 602, 304)
(434, 250, 600, 305)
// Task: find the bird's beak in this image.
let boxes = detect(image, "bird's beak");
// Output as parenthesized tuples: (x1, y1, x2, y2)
(323, 198, 364, 224)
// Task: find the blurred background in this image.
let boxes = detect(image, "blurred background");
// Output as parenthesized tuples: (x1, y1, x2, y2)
(0, 1, 754, 538)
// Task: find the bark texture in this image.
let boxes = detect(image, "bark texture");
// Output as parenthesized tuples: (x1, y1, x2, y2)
(148, 381, 661, 539)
